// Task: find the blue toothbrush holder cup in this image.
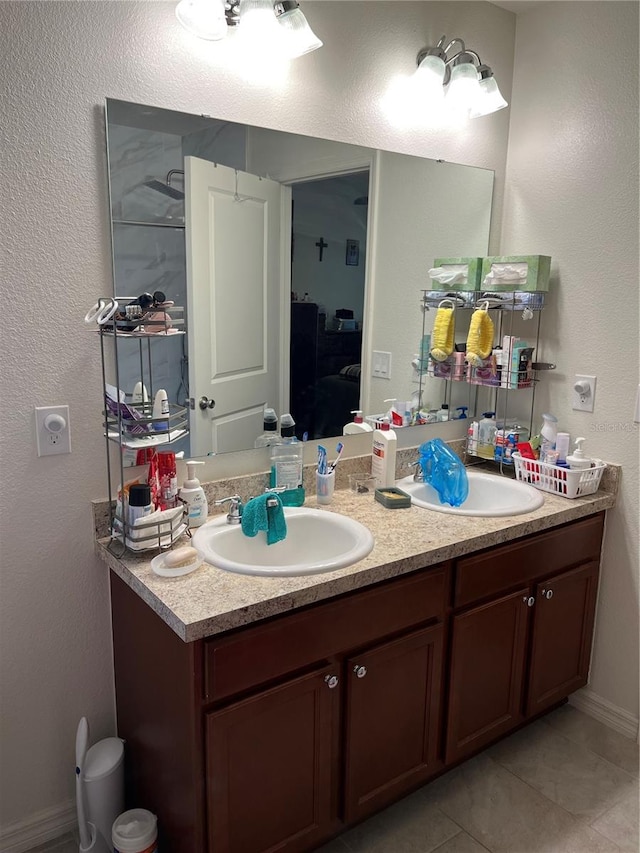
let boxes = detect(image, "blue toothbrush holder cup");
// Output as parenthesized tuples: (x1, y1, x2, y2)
(316, 470, 335, 505)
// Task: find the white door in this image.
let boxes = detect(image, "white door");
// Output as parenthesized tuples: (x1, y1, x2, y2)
(185, 157, 287, 455)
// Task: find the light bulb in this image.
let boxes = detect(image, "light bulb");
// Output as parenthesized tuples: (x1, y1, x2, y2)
(238, 0, 284, 50)
(277, 4, 322, 57)
(175, 0, 227, 40)
(446, 62, 482, 116)
(414, 54, 446, 107)
(470, 76, 508, 117)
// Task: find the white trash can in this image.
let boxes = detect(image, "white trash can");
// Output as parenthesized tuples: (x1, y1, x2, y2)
(112, 809, 158, 853)
(83, 737, 125, 849)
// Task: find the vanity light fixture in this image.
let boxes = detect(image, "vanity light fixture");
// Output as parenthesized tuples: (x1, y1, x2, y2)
(175, 0, 322, 58)
(415, 36, 507, 118)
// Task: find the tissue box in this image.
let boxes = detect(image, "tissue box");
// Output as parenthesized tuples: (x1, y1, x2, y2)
(430, 257, 483, 291)
(481, 255, 551, 292)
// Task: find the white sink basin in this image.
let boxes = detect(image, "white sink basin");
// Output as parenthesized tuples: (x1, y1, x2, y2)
(396, 470, 544, 517)
(192, 507, 374, 576)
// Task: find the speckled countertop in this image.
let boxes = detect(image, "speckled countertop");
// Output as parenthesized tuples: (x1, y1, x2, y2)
(96, 467, 619, 642)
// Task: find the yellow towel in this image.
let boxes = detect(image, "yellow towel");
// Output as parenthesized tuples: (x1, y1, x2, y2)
(466, 308, 494, 366)
(430, 307, 455, 362)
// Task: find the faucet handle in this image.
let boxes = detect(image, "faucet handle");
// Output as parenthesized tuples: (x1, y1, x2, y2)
(214, 495, 243, 524)
(408, 460, 424, 482)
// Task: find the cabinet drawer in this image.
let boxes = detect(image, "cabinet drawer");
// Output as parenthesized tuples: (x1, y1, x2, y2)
(204, 565, 448, 702)
(454, 514, 604, 608)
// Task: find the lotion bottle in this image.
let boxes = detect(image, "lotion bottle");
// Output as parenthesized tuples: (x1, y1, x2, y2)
(343, 410, 373, 434)
(371, 419, 397, 488)
(152, 389, 169, 432)
(179, 460, 208, 527)
(566, 436, 592, 470)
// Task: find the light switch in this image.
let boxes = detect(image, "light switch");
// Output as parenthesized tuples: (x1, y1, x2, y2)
(372, 351, 392, 379)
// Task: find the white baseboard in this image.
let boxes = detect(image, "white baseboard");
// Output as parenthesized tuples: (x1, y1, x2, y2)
(0, 800, 76, 853)
(569, 688, 639, 741)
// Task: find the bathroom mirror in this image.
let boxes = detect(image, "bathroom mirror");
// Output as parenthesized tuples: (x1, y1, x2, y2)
(105, 98, 493, 460)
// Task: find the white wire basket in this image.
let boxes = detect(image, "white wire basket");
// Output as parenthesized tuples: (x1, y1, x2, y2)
(513, 453, 605, 499)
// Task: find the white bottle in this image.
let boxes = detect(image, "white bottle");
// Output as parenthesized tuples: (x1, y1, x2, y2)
(477, 412, 497, 460)
(343, 410, 373, 434)
(555, 432, 570, 464)
(179, 460, 208, 528)
(131, 382, 150, 405)
(566, 436, 592, 470)
(371, 419, 397, 488)
(152, 389, 169, 432)
(540, 413, 558, 462)
(437, 403, 449, 422)
(467, 420, 479, 455)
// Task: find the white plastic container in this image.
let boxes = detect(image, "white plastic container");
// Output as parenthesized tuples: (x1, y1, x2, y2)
(513, 452, 605, 499)
(566, 436, 592, 470)
(84, 737, 125, 850)
(477, 412, 497, 460)
(179, 460, 208, 528)
(112, 809, 158, 853)
(371, 420, 397, 488)
(343, 410, 373, 434)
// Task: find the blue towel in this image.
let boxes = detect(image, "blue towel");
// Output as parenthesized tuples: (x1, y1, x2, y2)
(241, 494, 287, 545)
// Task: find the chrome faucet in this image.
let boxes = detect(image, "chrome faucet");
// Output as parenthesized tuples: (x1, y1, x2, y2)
(214, 495, 243, 524)
(408, 459, 425, 482)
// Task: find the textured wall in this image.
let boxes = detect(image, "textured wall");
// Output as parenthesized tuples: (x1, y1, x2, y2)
(502, 2, 639, 719)
(0, 0, 515, 833)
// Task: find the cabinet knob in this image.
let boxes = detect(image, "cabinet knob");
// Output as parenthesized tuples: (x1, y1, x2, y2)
(353, 665, 367, 679)
(542, 588, 554, 600)
(523, 595, 536, 607)
(324, 674, 339, 689)
(199, 396, 216, 410)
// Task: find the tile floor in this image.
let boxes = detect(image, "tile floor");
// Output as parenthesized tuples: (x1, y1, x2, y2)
(30, 705, 638, 853)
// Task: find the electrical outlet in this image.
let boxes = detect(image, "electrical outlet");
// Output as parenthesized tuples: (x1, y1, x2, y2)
(572, 375, 596, 413)
(35, 405, 71, 456)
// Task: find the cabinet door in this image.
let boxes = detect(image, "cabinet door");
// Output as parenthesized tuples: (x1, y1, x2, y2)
(344, 624, 444, 822)
(206, 664, 339, 853)
(527, 561, 600, 716)
(446, 587, 530, 764)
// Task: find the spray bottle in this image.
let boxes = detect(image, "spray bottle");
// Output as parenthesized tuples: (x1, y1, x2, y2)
(179, 460, 208, 528)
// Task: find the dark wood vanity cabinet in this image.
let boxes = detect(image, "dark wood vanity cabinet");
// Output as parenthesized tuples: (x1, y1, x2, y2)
(445, 514, 604, 764)
(110, 512, 605, 853)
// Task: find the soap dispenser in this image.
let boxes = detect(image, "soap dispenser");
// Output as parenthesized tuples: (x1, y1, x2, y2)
(179, 460, 208, 527)
(343, 410, 373, 434)
(566, 437, 592, 470)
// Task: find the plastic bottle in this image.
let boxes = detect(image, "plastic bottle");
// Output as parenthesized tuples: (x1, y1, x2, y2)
(179, 460, 208, 527)
(254, 407, 281, 447)
(131, 382, 149, 405)
(152, 389, 169, 432)
(566, 436, 592, 470)
(477, 412, 497, 459)
(157, 451, 177, 509)
(343, 410, 373, 434)
(555, 432, 570, 464)
(437, 403, 450, 422)
(371, 419, 397, 488)
(540, 413, 558, 462)
(467, 420, 479, 455)
(270, 414, 305, 506)
(112, 808, 158, 853)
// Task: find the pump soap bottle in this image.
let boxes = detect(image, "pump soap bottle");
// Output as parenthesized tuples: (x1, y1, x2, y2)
(270, 414, 305, 506)
(179, 460, 208, 527)
(371, 419, 397, 488)
(343, 410, 373, 434)
(566, 436, 592, 470)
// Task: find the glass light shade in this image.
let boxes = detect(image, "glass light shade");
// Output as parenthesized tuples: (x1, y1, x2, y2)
(175, 0, 227, 40)
(277, 6, 322, 57)
(414, 54, 446, 106)
(446, 62, 482, 115)
(470, 76, 508, 118)
(238, 0, 284, 44)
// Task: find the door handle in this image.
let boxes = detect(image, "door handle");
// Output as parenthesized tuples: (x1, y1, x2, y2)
(324, 674, 339, 689)
(541, 588, 554, 600)
(523, 595, 536, 607)
(353, 665, 367, 679)
(199, 396, 216, 410)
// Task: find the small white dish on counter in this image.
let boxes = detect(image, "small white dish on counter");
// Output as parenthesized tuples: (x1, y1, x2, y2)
(151, 546, 203, 578)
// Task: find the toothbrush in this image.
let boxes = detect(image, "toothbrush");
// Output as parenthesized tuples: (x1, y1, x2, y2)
(317, 445, 327, 475)
(329, 441, 344, 473)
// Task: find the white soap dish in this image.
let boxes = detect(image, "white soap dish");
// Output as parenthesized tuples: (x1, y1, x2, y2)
(151, 547, 203, 578)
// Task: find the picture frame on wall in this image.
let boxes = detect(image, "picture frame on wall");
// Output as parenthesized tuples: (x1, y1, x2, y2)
(345, 239, 359, 266)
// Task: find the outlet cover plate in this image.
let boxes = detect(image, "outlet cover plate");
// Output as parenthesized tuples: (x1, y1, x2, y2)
(372, 350, 392, 379)
(572, 375, 597, 412)
(35, 405, 71, 456)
